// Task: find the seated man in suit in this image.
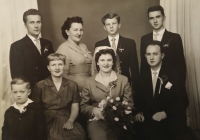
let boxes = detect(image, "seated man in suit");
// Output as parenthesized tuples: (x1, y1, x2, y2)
(10, 9, 54, 90)
(95, 13, 139, 96)
(140, 5, 186, 82)
(135, 41, 189, 140)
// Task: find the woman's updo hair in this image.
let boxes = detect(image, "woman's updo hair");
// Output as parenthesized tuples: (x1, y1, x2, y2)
(95, 49, 116, 72)
(47, 53, 66, 65)
(61, 16, 83, 39)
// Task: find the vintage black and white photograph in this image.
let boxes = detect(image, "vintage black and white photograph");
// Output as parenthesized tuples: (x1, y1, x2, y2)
(0, 0, 199, 139)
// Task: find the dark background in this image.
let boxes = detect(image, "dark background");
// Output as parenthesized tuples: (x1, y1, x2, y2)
(38, 0, 159, 66)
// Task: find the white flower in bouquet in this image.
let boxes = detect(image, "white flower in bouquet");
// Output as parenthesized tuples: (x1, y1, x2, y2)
(127, 107, 131, 110)
(109, 99, 114, 103)
(125, 110, 132, 114)
(115, 97, 120, 101)
(114, 117, 119, 121)
(123, 125, 127, 130)
(106, 96, 110, 100)
(112, 106, 117, 110)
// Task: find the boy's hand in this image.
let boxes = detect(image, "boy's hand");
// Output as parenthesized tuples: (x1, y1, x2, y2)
(152, 111, 167, 121)
(135, 113, 145, 122)
(63, 120, 74, 130)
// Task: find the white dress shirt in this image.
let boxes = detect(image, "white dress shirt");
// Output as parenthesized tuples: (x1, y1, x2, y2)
(108, 34, 119, 49)
(153, 28, 165, 41)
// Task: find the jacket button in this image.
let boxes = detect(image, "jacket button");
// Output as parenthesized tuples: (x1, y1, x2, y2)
(36, 67, 38, 69)
(19, 118, 21, 120)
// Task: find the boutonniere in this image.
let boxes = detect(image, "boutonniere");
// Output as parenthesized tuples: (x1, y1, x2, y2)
(109, 80, 117, 88)
(160, 74, 168, 82)
(44, 45, 49, 53)
(163, 44, 169, 47)
(165, 82, 173, 89)
(118, 48, 124, 52)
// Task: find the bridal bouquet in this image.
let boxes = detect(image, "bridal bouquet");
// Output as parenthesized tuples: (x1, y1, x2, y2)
(103, 96, 136, 140)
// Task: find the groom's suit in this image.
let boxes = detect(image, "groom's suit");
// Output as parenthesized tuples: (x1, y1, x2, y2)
(95, 35, 139, 94)
(135, 65, 189, 140)
(10, 35, 54, 89)
(140, 30, 186, 82)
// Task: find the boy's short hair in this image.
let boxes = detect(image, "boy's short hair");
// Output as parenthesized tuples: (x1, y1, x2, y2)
(47, 53, 66, 65)
(101, 13, 120, 25)
(23, 9, 42, 23)
(147, 5, 165, 17)
(11, 77, 30, 90)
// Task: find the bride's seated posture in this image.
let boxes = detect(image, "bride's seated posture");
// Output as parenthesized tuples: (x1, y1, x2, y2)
(80, 47, 134, 140)
(31, 53, 86, 140)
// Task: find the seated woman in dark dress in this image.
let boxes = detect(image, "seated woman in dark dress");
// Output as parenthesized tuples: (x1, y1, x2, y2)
(31, 53, 86, 140)
(80, 47, 134, 140)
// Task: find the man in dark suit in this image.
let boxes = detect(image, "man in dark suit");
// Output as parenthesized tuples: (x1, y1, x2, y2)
(140, 5, 186, 82)
(135, 41, 189, 140)
(95, 13, 139, 94)
(10, 9, 54, 90)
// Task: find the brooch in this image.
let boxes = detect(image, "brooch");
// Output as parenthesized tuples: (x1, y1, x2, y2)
(44, 46, 49, 53)
(118, 48, 124, 52)
(163, 44, 169, 47)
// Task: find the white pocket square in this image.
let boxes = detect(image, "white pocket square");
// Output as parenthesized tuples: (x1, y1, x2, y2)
(165, 82, 172, 89)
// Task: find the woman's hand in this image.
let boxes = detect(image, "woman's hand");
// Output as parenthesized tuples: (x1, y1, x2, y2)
(93, 107, 104, 120)
(63, 120, 74, 130)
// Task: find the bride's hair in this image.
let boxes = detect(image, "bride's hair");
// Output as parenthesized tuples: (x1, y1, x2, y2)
(95, 49, 116, 72)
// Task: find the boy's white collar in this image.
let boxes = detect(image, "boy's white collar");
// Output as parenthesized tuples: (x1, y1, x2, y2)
(11, 98, 33, 113)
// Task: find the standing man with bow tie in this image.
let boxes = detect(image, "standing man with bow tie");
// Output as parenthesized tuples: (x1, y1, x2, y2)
(140, 5, 186, 82)
(95, 13, 139, 96)
(10, 9, 54, 90)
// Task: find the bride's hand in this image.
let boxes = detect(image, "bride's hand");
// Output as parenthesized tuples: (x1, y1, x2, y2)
(63, 120, 74, 130)
(93, 107, 104, 120)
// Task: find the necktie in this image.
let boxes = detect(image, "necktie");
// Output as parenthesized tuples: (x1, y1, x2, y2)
(111, 38, 116, 50)
(154, 33, 159, 41)
(152, 71, 157, 96)
(35, 38, 41, 54)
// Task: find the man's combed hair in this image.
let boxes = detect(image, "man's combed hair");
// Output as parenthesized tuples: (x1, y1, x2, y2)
(147, 5, 165, 17)
(101, 13, 120, 25)
(147, 41, 164, 53)
(11, 77, 31, 89)
(47, 53, 66, 65)
(23, 9, 42, 23)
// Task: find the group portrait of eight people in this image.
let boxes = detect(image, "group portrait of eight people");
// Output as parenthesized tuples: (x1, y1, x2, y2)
(2, 4, 191, 140)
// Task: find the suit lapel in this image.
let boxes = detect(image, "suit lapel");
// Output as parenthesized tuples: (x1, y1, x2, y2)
(117, 35, 123, 54)
(24, 35, 41, 57)
(105, 37, 111, 47)
(95, 81, 110, 93)
(143, 69, 154, 99)
(161, 30, 171, 44)
(154, 66, 167, 98)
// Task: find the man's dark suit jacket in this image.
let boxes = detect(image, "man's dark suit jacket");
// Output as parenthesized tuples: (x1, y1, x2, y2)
(135, 65, 189, 139)
(140, 30, 186, 82)
(95, 35, 139, 93)
(10, 35, 54, 89)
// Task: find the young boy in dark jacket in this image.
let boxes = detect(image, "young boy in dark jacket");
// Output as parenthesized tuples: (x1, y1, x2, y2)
(2, 77, 46, 140)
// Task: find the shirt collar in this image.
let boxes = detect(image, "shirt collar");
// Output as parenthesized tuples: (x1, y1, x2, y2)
(27, 34, 40, 42)
(108, 34, 119, 42)
(11, 98, 33, 113)
(95, 70, 117, 86)
(151, 67, 161, 76)
(153, 28, 165, 37)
